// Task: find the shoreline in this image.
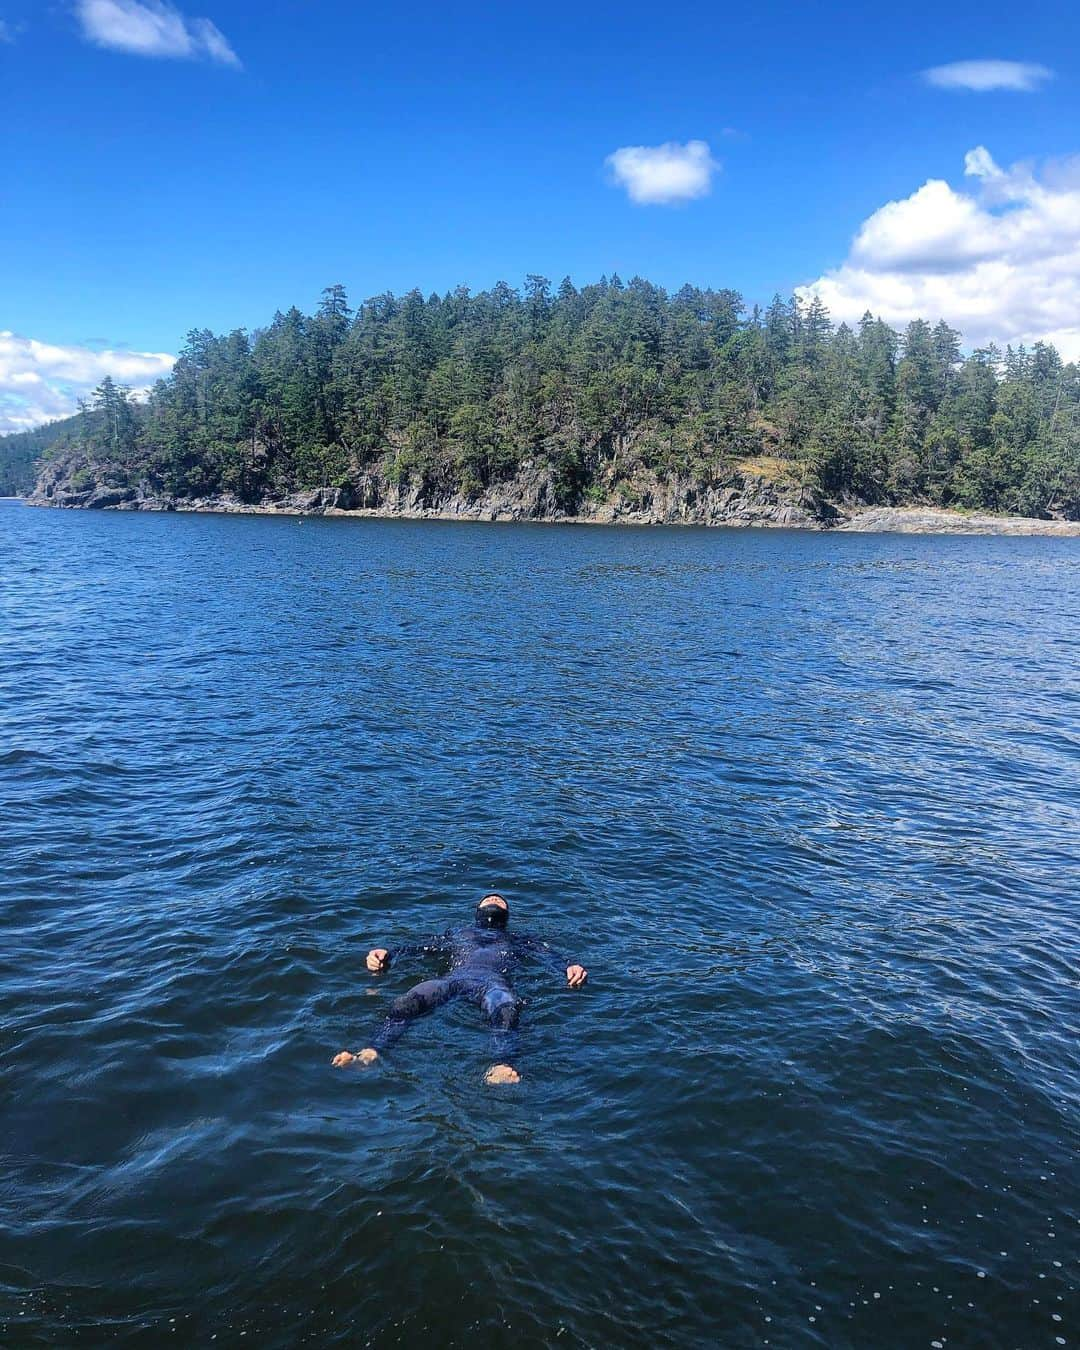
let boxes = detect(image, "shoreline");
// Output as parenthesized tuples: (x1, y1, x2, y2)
(19, 494, 1080, 535)
(833, 505, 1080, 536)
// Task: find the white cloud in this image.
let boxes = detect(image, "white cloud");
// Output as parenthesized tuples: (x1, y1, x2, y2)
(75, 0, 240, 66)
(606, 140, 719, 205)
(798, 148, 1080, 361)
(0, 19, 15, 42)
(922, 60, 1053, 92)
(0, 333, 175, 434)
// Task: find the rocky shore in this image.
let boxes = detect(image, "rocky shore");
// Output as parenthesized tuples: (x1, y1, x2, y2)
(834, 505, 1080, 535)
(29, 454, 836, 528)
(26, 452, 1080, 535)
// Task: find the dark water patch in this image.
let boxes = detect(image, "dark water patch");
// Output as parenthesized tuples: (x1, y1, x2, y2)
(1, 503, 1077, 1346)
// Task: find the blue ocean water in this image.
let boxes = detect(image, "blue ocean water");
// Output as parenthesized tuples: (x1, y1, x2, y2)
(1, 499, 1077, 1347)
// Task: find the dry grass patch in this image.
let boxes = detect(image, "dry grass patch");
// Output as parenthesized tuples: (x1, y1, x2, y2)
(736, 455, 796, 485)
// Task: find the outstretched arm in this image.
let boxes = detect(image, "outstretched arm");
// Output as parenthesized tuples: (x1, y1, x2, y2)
(513, 934, 588, 988)
(365, 931, 454, 973)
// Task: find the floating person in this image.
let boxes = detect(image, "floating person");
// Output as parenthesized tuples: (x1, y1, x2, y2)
(332, 892, 588, 1085)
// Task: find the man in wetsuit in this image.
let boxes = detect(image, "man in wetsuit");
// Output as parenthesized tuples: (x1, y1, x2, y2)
(332, 893, 588, 1085)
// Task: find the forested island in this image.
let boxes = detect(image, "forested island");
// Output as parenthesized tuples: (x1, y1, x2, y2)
(0, 418, 68, 496)
(8, 276, 1080, 528)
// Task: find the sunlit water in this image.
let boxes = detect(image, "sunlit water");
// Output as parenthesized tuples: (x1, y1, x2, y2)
(1, 500, 1077, 1347)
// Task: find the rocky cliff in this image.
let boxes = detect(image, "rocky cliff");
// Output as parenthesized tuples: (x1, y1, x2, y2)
(29, 449, 837, 528)
(30, 448, 1080, 534)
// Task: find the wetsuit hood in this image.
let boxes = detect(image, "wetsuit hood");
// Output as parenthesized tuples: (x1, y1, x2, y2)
(475, 900, 509, 930)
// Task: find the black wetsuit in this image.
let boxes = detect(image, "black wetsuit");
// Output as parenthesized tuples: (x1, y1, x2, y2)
(369, 921, 574, 1059)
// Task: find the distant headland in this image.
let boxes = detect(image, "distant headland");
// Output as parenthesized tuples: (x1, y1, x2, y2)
(5, 277, 1079, 534)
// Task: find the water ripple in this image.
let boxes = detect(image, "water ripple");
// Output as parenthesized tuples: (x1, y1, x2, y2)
(1, 506, 1077, 1346)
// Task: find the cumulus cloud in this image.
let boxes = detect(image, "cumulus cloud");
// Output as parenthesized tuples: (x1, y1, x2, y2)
(922, 59, 1053, 92)
(0, 333, 175, 434)
(798, 148, 1080, 361)
(0, 20, 14, 42)
(75, 0, 240, 66)
(606, 140, 719, 205)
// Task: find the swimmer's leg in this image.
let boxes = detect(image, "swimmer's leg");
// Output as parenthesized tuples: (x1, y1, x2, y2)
(334, 978, 455, 1066)
(480, 983, 523, 1086)
(375, 978, 457, 1052)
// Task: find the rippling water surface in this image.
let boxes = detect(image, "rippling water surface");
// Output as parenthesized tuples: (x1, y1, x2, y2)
(1, 500, 1078, 1347)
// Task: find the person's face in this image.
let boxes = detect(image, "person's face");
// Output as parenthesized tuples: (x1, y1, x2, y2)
(476, 894, 509, 928)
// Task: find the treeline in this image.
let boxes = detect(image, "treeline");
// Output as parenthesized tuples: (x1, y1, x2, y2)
(33, 276, 1080, 515)
(0, 415, 78, 495)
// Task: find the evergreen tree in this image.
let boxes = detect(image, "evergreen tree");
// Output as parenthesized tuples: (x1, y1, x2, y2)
(22, 276, 1077, 521)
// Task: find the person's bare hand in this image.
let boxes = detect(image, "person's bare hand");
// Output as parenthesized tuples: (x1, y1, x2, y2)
(566, 964, 588, 988)
(366, 948, 390, 972)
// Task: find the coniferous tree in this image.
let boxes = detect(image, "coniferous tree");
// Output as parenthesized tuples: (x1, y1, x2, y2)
(15, 276, 1077, 520)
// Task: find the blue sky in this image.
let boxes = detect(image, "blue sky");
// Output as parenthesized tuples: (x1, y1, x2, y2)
(1, 0, 1079, 429)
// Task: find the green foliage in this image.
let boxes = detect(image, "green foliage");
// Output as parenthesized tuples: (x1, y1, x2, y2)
(18, 278, 1080, 518)
(0, 414, 82, 494)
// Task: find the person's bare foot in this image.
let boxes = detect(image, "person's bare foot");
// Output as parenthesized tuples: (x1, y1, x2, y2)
(484, 1063, 521, 1085)
(332, 1048, 378, 1067)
